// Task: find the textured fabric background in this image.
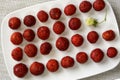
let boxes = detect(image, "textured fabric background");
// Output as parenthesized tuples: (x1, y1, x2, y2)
(0, 0, 120, 80)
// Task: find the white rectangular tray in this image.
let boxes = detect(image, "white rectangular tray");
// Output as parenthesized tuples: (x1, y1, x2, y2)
(1, 0, 120, 80)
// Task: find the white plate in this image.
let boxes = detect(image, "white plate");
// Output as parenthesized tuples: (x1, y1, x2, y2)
(1, 0, 120, 80)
